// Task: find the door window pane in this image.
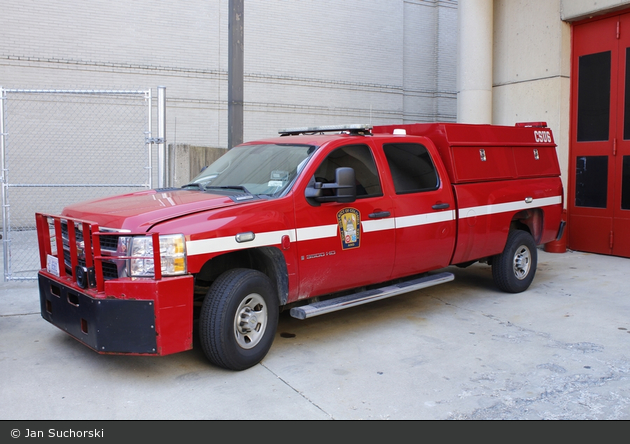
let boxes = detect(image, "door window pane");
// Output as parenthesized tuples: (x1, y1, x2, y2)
(575, 156, 608, 208)
(313, 144, 382, 197)
(577, 51, 611, 142)
(623, 156, 630, 210)
(383, 143, 439, 193)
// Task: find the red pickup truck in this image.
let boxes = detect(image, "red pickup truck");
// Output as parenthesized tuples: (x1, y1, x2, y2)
(36, 122, 565, 370)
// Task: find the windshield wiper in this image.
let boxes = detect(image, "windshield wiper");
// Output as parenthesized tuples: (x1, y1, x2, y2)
(181, 182, 206, 191)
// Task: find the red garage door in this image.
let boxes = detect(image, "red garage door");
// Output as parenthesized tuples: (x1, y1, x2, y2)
(569, 12, 630, 258)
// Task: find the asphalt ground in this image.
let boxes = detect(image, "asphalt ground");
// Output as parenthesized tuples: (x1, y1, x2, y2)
(1, 248, 629, 421)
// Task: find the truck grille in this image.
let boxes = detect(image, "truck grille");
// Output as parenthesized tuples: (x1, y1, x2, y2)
(99, 234, 121, 252)
(62, 250, 120, 279)
(37, 213, 167, 292)
(60, 221, 121, 252)
(59, 220, 126, 280)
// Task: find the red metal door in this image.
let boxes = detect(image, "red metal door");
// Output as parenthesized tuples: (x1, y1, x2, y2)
(294, 142, 396, 299)
(378, 138, 456, 277)
(613, 14, 630, 257)
(569, 14, 630, 258)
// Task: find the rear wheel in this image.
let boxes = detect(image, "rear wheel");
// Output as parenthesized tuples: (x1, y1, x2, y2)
(492, 230, 537, 293)
(199, 268, 279, 370)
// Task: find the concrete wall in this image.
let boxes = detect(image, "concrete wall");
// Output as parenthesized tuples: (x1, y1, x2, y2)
(0, 0, 227, 149)
(561, 0, 630, 21)
(169, 145, 227, 188)
(243, 0, 458, 141)
(492, 0, 571, 193)
(1, 0, 459, 151)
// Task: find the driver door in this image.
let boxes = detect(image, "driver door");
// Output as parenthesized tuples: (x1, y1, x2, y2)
(294, 143, 396, 299)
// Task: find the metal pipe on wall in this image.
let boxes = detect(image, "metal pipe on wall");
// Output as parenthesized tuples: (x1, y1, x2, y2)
(1, 87, 9, 281)
(228, 0, 244, 149)
(157, 86, 166, 188)
(147, 89, 153, 189)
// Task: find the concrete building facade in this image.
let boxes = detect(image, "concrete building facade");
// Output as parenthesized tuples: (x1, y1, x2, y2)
(0, 0, 459, 148)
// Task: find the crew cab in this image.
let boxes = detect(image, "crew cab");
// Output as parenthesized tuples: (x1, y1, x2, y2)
(35, 122, 565, 370)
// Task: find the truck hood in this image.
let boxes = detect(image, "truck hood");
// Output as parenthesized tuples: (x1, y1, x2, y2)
(61, 188, 242, 231)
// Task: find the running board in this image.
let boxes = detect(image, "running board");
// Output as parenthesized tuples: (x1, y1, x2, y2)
(289, 272, 454, 320)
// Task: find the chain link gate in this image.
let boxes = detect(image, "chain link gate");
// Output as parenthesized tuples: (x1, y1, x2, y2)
(1, 88, 158, 281)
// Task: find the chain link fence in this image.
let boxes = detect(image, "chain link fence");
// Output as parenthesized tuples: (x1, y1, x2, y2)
(1, 88, 155, 281)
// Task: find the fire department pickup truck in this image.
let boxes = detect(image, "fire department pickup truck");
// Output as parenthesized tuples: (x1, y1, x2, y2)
(35, 122, 565, 371)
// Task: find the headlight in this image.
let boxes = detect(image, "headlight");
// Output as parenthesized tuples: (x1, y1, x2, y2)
(129, 234, 187, 277)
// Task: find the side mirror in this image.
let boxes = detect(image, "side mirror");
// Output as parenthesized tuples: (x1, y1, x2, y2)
(305, 167, 357, 205)
(332, 167, 357, 203)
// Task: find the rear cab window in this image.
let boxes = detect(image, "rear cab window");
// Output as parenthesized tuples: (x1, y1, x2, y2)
(383, 143, 440, 194)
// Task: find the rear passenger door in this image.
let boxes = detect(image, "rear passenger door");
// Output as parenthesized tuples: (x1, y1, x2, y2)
(381, 138, 457, 277)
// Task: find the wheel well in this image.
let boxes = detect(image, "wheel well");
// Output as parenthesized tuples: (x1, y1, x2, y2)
(194, 247, 289, 306)
(510, 208, 543, 244)
(482, 209, 542, 268)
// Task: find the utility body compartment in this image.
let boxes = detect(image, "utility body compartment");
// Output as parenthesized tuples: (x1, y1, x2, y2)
(374, 122, 563, 264)
(373, 122, 561, 184)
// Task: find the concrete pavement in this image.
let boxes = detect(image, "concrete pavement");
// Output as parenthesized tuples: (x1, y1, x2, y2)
(1, 248, 629, 420)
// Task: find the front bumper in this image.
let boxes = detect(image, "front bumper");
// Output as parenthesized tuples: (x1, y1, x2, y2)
(38, 272, 194, 356)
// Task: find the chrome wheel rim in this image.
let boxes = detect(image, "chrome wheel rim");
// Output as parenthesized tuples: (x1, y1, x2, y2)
(513, 245, 531, 280)
(234, 293, 268, 349)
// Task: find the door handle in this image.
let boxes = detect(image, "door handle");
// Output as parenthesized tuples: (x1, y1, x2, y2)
(432, 203, 450, 210)
(369, 211, 391, 219)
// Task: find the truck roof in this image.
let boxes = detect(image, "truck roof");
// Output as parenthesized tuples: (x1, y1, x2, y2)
(265, 122, 560, 184)
(261, 121, 557, 148)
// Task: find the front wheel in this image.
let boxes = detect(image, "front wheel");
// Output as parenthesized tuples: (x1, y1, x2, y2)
(492, 230, 537, 293)
(199, 268, 279, 371)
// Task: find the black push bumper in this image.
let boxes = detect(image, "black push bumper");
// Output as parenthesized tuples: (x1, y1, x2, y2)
(39, 273, 158, 354)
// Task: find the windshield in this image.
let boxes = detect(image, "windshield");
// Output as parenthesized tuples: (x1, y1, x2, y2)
(185, 143, 317, 196)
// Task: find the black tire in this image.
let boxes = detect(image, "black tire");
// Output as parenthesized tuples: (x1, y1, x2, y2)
(492, 230, 537, 293)
(199, 268, 279, 371)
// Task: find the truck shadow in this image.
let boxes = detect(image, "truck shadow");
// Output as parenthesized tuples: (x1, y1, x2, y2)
(274, 263, 502, 343)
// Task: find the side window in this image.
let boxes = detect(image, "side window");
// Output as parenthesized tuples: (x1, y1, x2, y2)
(313, 144, 382, 197)
(384, 143, 439, 193)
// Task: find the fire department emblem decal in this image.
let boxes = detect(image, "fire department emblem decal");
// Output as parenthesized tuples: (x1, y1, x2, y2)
(337, 208, 360, 250)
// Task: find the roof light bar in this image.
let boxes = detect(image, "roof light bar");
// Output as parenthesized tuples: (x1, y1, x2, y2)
(278, 124, 373, 136)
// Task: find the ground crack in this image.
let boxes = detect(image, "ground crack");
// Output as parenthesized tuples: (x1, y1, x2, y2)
(260, 362, 335, 419)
